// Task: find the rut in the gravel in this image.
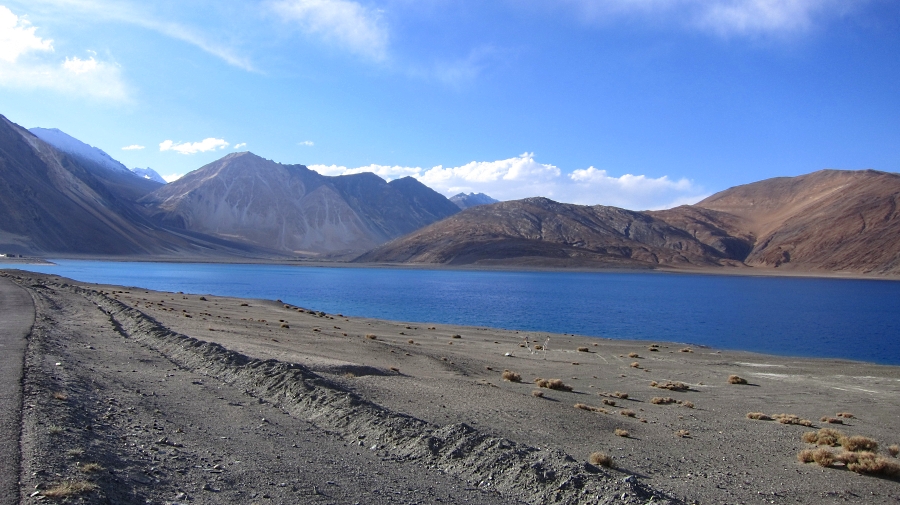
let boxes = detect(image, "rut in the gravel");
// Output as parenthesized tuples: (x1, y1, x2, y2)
(74, 284, 680, 505)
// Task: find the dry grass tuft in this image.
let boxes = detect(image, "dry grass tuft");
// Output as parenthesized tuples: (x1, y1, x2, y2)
(613, 391, 629, 399)
(675, 430, 690, 438)
(620, 409, 636, 417)
(648, 346, 659, 352)
(630, 362, 640, 368)
(680, 348, 693, 353)
(589, 452, 614, 468)
(65, 448, 84, 458)
(48, 425, 64, 435)
(532, 390, 544, 398)
(803, 428, 845, 446)
(747, 412, 773, 421)
(407, 339, 415, 344)
(52, 392, 68, 401)
(889, 445, 899, 457)
(78, 463, 103, 473)
(727, 375, 748, 385)
(42, 481, 98, 498)
(502, 370, 522, 382)
(842, 435, 878, 453)
(772, 414, 813, 426)
(614, 428, 629, 437)
(577, 347, 589, 352)
(389, 367, 400, 373)
(365, 334, 377, 340)
(535, 378, 573, 391)
(811, 448, 835, 467)
(451, 334, 462, 339)
(280, 323, 290, 328)
(575, 403, 608, 414)
(650, 397, 677, 405)
(797, 449, 815, 463)
(601, 399, 616, 406)
(651, 381, 689, 392)
(821, 416, 843, 424)
(839, 451, 900, 476)
(681, 401, 695, 409)
(628, 352, 640, 358)
(836, 412, 855, 419)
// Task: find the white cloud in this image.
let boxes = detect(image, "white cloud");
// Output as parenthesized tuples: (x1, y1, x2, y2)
(159, 138, 229, 155)
(234, 142, 247, 149)
(0, 6, 128, 100)
(310, 153, 707, 210)
(121, 144, 145, 150)
(561, 0, 852, 36)
(270, 0, 388, 60)
(0, 5, 53, 62)
(298, 140, 314, 146)
(162, 173, 184, 183)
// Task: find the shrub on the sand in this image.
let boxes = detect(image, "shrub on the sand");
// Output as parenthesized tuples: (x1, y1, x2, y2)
(797, 449, 816, 463)
(803, 428, 845, 446)
(589, 452, 614, 468)
(811, 448, 835, 467)
(675, 430, 690, 438)
(532, 390, 544, 398)
(842, 435, 878, 453)
(747, 412, 773, 421)
(628, 352, 640, 358)
(575, 403, 608, 414)
(838, 451, 900, 476)
(502, 370, 522, 382)
(535, 378, 573, 391)
(42, 481, 97, 498)
(680, 348, 692, 353)
(613, 391, 629, 399)
(602, 399, 616, 406)
(772, 413, 813, 426)
(650, 397, 677, 405)
(630, 362, 640, 368)
(821, 416, 843, 424)
(681, 401, 694, 409)
(836, 412, 855, 419)
(614, 428, 629, 437)
(889, 445, 899, 457)
(620, 409, 636, 417)
(651, 381, 689, 392)
(727, 375, 748, 385)
(577, 347, 589, 352)
(648, 346, 659, 352)
(365, 334, 377, 340)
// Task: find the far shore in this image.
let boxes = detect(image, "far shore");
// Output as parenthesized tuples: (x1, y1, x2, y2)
(13, 253, 900, 282)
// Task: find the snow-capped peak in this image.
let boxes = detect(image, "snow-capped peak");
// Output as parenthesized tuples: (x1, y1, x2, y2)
(131, 167, 166, 184)
(29, 127, 130, 174)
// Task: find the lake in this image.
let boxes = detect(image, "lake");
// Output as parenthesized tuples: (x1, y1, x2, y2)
(11, 260, 900, 365)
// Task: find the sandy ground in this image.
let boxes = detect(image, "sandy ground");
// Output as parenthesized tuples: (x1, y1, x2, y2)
(3, 269, 899, 504)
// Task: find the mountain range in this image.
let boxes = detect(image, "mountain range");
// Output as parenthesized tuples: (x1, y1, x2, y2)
(3, 113, 898, 276)
(358, 170, 900, 276)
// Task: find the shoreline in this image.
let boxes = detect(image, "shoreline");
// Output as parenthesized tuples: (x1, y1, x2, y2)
(19, 254, 900, 282)
(6, 270, 900, 504)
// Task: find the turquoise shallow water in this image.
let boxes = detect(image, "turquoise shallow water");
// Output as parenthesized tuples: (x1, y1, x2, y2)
(11, 260, 900, 365)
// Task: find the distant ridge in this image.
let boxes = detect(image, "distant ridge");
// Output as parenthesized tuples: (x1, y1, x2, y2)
(132, 167, 166, 184)
(29, 127, 131, 174)
(450, 192, 498, 209)
(357, 169, 900, 276)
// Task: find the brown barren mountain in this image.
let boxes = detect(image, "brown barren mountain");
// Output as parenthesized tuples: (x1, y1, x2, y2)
(139, 152, 459, 257)
(355, 197, 741, 268)
(357, 170, 900, 276)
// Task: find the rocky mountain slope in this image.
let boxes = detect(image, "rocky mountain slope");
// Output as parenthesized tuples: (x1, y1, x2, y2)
(357, 170, 900, 275)
(139, 152, 459, 257)
(131, 167, 167, 184)
(0, 115, 242, 255)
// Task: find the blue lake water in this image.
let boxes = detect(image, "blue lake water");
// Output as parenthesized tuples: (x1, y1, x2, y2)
(11, 260, 900, 365)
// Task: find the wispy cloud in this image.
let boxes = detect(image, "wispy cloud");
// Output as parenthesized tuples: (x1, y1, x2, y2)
(16, 0, 255, 70)
(310, 153, 707, 210)
(298, 140, 314, 146)
(560, 0, 855, 36)
(159, 138, 229, 154)
(234, 142, 247, 149)
(269, 0, 388, 60)
(162, 172, 184, 183)
(121, 144, 144, 150)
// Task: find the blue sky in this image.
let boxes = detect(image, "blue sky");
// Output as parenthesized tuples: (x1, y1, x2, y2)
(1, 0, 898, 210)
